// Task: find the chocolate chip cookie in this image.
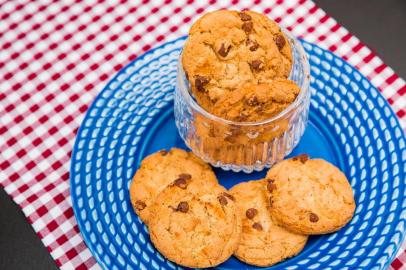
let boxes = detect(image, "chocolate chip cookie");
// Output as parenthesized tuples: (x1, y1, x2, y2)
(266, 155, 356, 234)
(210, 78, 300, 122)
(147, 179, 241, 268)
(129, 148, 217, 224)
(182, 10, 293, 119)
(230, 180, 307, 266)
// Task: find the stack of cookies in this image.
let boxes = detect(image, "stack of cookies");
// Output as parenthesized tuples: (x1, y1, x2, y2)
(178, 10, 308, 167)
(130, 148, 356, 268)
(182, 10, 299, 122)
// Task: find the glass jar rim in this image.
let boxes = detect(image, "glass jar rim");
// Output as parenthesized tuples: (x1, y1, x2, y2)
(177, 30, 310, 127)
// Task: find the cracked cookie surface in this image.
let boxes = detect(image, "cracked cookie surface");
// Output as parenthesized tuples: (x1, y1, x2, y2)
(148, 179, 241, 268)
(182, 10, 294, 121)
(129, 148, 218, 224)
(230, 179, 307, 266)
(266, 155, 356, 234)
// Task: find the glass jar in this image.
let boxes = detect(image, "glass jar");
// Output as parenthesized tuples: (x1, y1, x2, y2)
(174, 31, 310, 173)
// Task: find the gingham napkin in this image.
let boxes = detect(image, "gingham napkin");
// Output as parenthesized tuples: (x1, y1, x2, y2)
(0, 0, 405, 269)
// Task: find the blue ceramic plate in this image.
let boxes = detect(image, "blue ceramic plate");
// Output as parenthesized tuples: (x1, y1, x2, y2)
(70, 37, 406, 270)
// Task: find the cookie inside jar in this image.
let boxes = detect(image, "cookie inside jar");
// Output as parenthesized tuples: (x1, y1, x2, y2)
(174, 9, 310, 172)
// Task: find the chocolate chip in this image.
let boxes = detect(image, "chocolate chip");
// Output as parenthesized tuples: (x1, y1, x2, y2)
(267, 181, 276, 192)
(134, 200, 146, 211)
(173, 173, 192, 189)
(275, 34, 286, 50)
(292, 154, 309, 163)
(242, 21, 253, 33)
(218, 195, 228, 206)
(159, 149, 168, 156)
(246, 39, 259, 51)
(177, 201, 189, 213)
(178, 173, 192, 180)
(239, 12, 252, 21)
(173, 178, 188, 189)
(252, 222, 263, 231)
(218, 43, 231, 57)
(195, 75, 209, 92)
(246, 96, 259, 106)
(246, 208, 258, 219)
(309, 212, 319, 222)
(250, 60, 263, 71)
(222, 192, 235, 201)
(269, 196, 273, 207)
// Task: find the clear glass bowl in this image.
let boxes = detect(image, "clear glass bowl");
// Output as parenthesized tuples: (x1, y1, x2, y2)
(174, 31, 310, 173)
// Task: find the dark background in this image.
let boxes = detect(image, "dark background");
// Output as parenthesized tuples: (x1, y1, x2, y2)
(1, 0, 405, 269)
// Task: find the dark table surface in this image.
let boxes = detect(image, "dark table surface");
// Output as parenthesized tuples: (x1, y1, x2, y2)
(1, 1, 405, 269)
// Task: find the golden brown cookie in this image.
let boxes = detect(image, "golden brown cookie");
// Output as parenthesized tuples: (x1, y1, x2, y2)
(129, 148, 217, 224)
(230, 180, 307, 266)
(189, 105, 291, 166)
(210, 78, 300, 122)
(266, 155, 356, 234)
(182, 10, 293, 119)
(147, 178, 241, 268)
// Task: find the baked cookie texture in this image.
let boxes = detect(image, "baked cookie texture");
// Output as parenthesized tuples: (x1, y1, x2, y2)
(147, 178, 241, 268)
(211, 79, 300, 122)
(129, 148, 218, 224)
(266, 155, 356, 235)
(182, 10, 295, 122)
(230, 180, 307, 266)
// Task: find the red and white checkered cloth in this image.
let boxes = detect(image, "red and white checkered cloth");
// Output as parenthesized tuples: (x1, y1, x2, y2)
(0, 0, 405, 269)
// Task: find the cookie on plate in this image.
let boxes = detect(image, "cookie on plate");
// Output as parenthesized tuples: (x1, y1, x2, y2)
(230, 180, 307, 266)
(266, 154, 356, 234)
(129, 148, 218, 224)
(148, 178, 241, 268)
(182, 10, 293, 119)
